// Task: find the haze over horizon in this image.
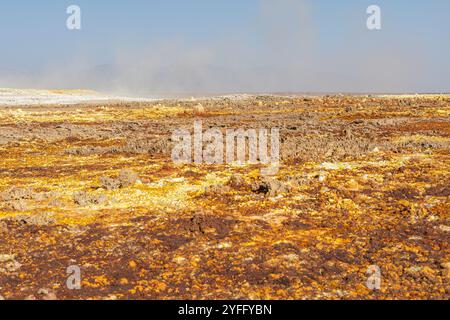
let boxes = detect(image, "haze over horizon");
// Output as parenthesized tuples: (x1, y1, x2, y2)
(1, 0, 449, 95)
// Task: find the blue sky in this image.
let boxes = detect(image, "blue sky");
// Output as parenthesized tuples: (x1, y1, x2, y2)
(0, 0, 449, 94)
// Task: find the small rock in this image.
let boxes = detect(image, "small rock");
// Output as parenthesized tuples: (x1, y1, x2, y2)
(440, 262, 450, 270)
(37, 288, 57, 300)
(100, 176, 121, 190)
(0, 254, 22, 273)
(281, 254, 300, 262)
(0, 187, 33, 201)
(336, 290, 346, 298)
(227, 174, 246, 189)
(0, 254, 16, 263)
(9, 212, 56, 226)
(7, 199, 28, 212)
(251, 177, 290, 197)
(173, 257, 187, 264)
(73, 191, 107, 206)
(405, 265, 436, 280)
(320, 187, 330, 193)
(217, 242, 232, 249)
(118, 169, 139, 188)
(100, 169, 139, 190)
(0, 294, 5, 300)
(405, 266, 422, 275)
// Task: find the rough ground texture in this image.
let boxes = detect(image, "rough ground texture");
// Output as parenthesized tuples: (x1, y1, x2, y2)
(0, 94, 449, 300)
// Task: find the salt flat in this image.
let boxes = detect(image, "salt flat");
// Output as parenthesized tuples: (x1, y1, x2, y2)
(0, 88, 153, 106)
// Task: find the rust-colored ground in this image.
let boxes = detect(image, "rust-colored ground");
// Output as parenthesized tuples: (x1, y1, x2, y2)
(0, 95, 448, 300)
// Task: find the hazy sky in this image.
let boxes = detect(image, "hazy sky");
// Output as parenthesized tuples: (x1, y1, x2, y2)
(1, 0, 449, 95)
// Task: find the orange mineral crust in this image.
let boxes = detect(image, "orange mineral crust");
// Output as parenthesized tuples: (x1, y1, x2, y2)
(0, 94, 449, 300)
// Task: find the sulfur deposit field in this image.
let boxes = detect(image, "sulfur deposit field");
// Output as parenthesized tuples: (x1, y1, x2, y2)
(0, 92, 449, 300)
